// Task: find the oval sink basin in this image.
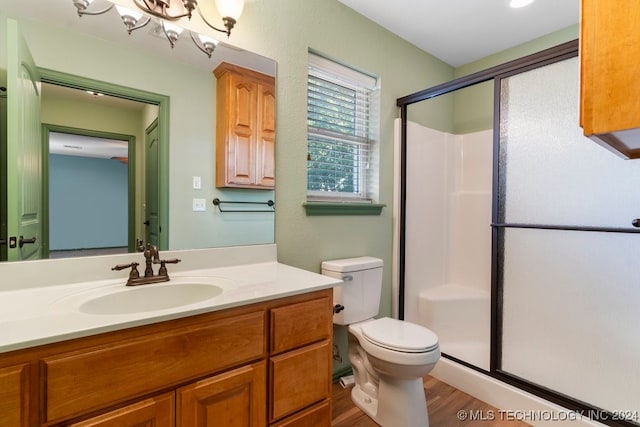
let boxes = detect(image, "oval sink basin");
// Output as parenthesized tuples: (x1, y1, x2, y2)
(79, 283, 224, 315)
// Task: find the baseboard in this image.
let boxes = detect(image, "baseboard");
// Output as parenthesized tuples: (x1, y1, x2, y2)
(332, 366, 353, 383)
(431, 358, 605, 427)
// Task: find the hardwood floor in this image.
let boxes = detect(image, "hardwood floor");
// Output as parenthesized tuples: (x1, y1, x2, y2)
(332, 375, 530, 427)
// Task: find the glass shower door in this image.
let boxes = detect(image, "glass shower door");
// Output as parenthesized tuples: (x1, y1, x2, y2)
(496, 56, 640, 419)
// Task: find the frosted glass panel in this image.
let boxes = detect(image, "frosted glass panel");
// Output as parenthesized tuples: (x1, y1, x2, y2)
(499, 56, 640, 418)
(501, 228, 640, 414)
(498, 57, 640, 228)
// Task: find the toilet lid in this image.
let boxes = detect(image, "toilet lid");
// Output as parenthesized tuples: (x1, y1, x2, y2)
(361, 317, 439, 353)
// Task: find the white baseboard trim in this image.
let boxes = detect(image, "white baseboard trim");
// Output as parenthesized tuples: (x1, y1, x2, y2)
(431, 358, 605, 427)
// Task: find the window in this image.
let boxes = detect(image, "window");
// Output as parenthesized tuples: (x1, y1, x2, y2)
(307, 53, 378, 202)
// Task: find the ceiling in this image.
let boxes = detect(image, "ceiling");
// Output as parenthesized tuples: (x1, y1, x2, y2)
(49, 131, 129, 160)
(337, 0, 579, 67)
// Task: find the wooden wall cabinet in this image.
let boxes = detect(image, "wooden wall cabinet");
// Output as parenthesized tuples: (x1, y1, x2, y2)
(214, 62, 276, 189)
(0, 289, 332, 427)
(580, 0, 640, 159)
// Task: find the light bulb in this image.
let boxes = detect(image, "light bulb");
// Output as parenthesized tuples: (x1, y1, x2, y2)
(115, 5, 144, 21)
(215, 0, 244, 20)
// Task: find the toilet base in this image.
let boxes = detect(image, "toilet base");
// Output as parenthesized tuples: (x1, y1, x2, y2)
(351, 376, 429, 427)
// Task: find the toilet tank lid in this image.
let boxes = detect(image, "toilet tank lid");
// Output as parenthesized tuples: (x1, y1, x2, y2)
(321, 256, 383, 272)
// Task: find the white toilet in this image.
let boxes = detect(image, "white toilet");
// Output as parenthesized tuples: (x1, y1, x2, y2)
(322, 257, 440, 427)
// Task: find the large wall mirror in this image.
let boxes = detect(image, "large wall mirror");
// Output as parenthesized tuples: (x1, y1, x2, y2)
(0, 0, 276, 262)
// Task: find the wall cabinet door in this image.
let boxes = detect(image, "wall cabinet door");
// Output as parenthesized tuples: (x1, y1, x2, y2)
(68, 393, 175, 427)
(215, 63, 276, 189)
(580, 0, 640, 158)
(177, 361, 267, 427)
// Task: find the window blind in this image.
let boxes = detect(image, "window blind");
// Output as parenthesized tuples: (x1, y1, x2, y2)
(307, 53, 377, 201)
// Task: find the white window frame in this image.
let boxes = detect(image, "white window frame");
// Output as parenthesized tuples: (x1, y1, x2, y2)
(306, 52, 378, 203)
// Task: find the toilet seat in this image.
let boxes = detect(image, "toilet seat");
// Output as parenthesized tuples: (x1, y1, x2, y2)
(361, 317, 438, 353)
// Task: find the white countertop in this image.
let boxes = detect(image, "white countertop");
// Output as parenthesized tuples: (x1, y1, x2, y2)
(0, 246, 342, 353)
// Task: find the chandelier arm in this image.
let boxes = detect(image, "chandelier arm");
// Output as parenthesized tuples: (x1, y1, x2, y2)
(189, 32, 212, 58)
(77, 4, 114, 16)
(134, 0, 190, 20)
(128, 16, 152, 34)
(197, 6, 230, 36)
(161, 21, 179, 48)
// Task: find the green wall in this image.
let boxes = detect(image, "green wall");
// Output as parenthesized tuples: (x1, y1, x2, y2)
(226, 0, 455, 373)
(221, 1, 580, 373)
(450, 25, 580, 135)
(236, 1, 453, 276)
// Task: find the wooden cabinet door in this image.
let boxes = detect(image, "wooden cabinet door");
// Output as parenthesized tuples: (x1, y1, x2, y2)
(42, 310, 264, 423)
(68, 393, 174, 427)
(256, 83, 276, 188)
(177, 361, 266, 427)
(0, 364, 29, 427)
(580, 0, 640, 158)
(226, 72, 258, 186)
(269, 341, 331, 422)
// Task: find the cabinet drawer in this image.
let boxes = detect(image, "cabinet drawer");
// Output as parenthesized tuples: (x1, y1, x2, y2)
(42, 310, 265, 422)
(270, 296, 331, 354)
(270, 400, 331, 427)
(68, 392, 175, 427)
(269, 341, 331, 422)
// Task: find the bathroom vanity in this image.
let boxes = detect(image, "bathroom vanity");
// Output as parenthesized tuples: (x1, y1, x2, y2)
(0, 245, 341, 427)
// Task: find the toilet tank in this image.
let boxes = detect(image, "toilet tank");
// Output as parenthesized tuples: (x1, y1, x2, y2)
(321, 257, 383, 325)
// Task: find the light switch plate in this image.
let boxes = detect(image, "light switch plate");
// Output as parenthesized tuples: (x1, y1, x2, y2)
(192, 176, 202, 189)
(192, 198, 206, 212)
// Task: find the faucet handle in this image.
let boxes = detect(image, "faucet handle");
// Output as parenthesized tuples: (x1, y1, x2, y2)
(157, 259, 181, 277)
(112, 262, 140, 280)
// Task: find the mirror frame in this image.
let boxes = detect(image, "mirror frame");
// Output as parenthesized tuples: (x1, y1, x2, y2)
(39, 68, 171, 250)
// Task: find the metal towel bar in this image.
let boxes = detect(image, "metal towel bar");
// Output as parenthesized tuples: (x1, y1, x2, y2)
(212, 198, 275, 213)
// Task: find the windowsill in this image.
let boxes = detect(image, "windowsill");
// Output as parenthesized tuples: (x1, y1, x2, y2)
(302, 201, 386, 216)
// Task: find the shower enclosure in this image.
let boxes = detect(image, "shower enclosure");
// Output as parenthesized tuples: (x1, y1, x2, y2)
(397, 41, 640, 426)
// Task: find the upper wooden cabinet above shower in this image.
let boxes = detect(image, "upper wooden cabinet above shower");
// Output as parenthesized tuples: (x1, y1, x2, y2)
(580, 0, 640, 159)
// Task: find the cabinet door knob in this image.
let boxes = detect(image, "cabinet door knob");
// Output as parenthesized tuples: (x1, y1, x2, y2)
(632, 218, 640, 228)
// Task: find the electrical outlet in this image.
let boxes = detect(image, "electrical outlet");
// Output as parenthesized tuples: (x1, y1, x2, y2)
(192, 198, 206, 212)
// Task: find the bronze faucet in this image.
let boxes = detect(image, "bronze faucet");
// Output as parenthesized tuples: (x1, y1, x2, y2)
(112, 243, 181, 286)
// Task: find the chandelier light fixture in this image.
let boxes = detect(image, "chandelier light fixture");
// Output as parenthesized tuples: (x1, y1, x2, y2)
(72, 0, 244, 57)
